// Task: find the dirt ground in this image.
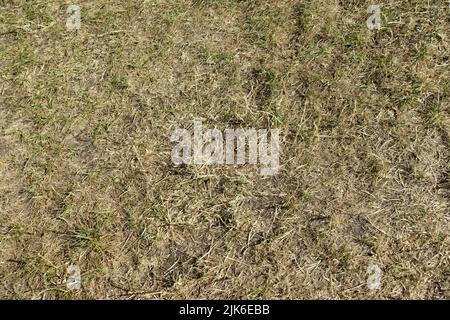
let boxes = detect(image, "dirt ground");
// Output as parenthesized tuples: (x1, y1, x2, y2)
(0, 0, 449, 299)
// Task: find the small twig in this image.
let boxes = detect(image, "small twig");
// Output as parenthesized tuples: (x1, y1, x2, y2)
(97, 30, 127, 38)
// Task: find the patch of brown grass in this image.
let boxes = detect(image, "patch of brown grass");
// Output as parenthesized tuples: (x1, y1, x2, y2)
(0, 0, 449, 299)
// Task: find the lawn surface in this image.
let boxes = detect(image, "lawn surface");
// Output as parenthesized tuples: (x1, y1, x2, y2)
(0, 0, 449, 299)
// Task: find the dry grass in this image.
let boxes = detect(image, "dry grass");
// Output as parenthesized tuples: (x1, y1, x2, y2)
(0, 0, 449, 299)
